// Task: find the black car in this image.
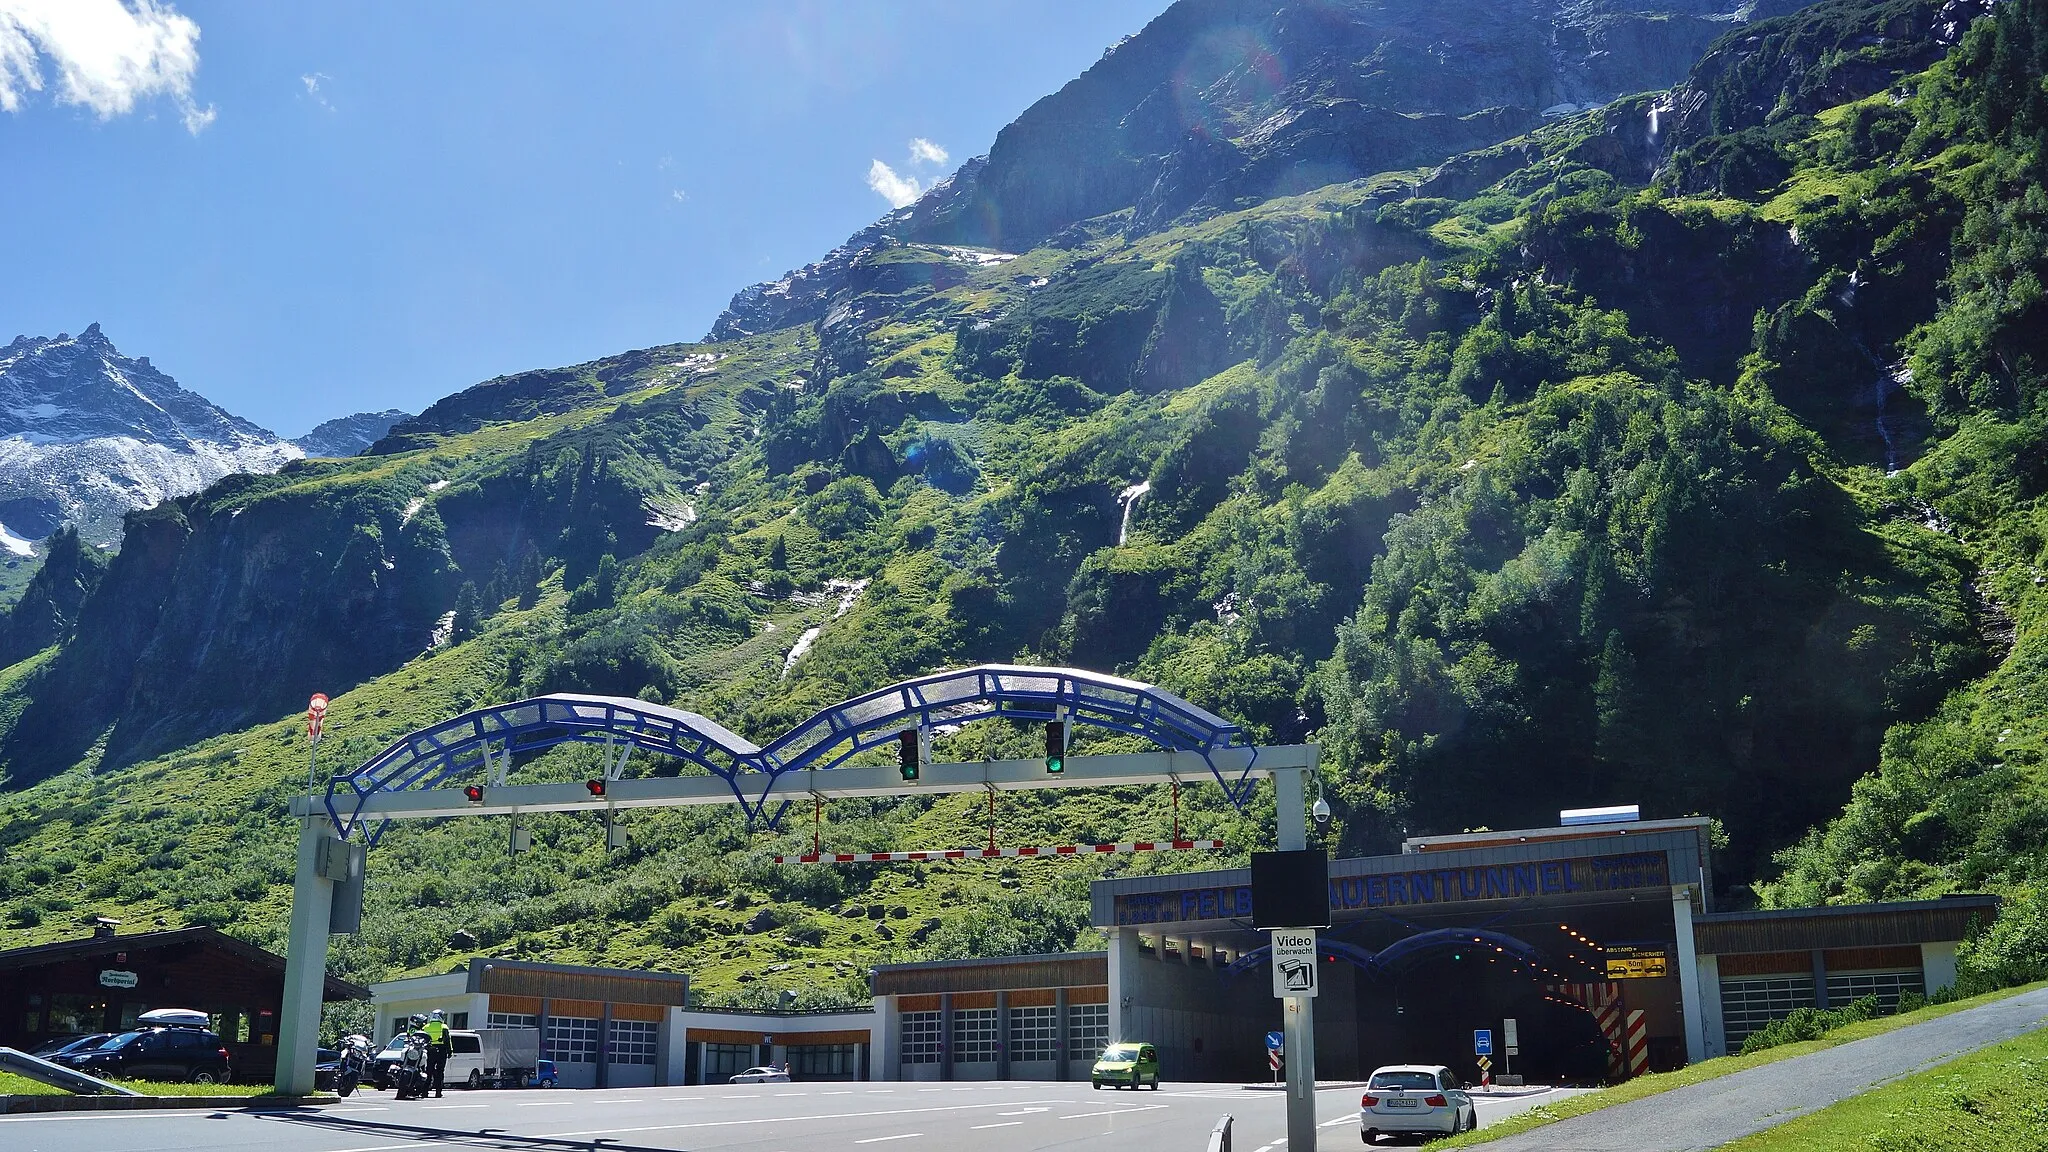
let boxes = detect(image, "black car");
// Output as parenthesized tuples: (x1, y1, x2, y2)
(55, 1025, 233, 1084)
(30, 1033, 113, 1059)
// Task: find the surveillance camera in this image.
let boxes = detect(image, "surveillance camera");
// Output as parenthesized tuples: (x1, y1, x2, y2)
(1312, 796, 1332, 825)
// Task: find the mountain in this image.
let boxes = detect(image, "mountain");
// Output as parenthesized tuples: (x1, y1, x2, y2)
(1, 0, 2044, 1003)
(0, 324, 301, 545)
(293, 410, 412, 459)
(710, 0, 1805, 341)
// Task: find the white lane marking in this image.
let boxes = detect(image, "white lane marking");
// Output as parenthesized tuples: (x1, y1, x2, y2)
(1058, 1105, 1171, 1120)
(421, 1103, 487, 1109)
(0, 1114, 217, 1124)
(997, 1107, 1050, 1115)
(854, 1135, 921, 1144)
(775, 1091, 805, 1097)
(518, 1100, 573, 1105)
(823, 1090, 853, 1095)
(972, 1121, 1024, 1129)
(918, 1087, 944, 1092)
(536, 1098, 1071, 1139)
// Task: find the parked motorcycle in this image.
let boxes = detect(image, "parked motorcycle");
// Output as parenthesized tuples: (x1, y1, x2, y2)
(334, 1034, 373, 1098)
(390, 1031, 432, 1100)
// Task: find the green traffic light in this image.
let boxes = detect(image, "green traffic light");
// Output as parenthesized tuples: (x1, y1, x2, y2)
(1045, 721, 1066, 774)
(1047, 755, 1064, 774)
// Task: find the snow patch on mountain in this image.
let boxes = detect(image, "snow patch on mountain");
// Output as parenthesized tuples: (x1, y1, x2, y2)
(0, 324, 302, 544)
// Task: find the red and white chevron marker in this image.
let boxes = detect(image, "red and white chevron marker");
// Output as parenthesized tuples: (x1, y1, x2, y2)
(774, 839, 1226, 864)
(1625, 1008, 1650, 1077)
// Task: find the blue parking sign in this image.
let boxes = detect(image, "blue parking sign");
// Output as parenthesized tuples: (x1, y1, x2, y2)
(1474, 1029, 1493, 1055)
(1265, 1031, 1284, 1051)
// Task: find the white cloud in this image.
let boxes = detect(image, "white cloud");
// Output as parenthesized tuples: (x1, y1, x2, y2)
(908, 137, 948, 166)
(0, 0, 213, 132)
(671, 189, 688, 204)
(866, 159, 921, 209)
(300, 70, 331, 111)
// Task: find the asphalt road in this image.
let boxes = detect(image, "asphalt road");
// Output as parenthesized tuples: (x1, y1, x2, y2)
(1482, 984, 2048, 1152)
(0, 1079, 1583, 1152)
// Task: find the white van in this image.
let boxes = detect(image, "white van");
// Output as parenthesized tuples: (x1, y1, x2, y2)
(444, 1028, 541, 1089)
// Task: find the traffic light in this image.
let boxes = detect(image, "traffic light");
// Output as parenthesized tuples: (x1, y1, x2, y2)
(1045, 721, 1066, 774)
(585, 779, 607, 798)
(898, 729, 920, 782)
(463, 784, 484, 804)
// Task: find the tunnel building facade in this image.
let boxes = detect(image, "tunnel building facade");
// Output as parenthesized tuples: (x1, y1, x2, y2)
(873, 816, 1995, 1084)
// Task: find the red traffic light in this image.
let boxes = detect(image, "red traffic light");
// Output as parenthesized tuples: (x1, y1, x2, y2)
(463, 785, 484, 804)
(585, 779, 606, 797)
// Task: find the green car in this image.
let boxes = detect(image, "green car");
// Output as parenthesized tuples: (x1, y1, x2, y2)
(1090, 1042, 1160, 1090)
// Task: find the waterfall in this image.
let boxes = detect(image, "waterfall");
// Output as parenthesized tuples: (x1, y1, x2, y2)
(1117, 481, 1151, 546)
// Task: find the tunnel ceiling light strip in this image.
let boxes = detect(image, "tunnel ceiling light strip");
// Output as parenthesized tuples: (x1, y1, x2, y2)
(772, 839, 1226, 863)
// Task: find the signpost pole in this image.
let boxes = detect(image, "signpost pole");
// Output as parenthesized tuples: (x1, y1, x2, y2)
(1274, 764, 1317, 1152)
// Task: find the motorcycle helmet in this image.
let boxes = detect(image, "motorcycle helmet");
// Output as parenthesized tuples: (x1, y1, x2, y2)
(430, 1010, 445, 1022)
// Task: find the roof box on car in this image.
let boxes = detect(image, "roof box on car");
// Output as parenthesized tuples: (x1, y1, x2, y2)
(136, 1008, 211, 1029)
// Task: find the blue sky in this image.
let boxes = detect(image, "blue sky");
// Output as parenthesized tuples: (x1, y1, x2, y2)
(0, 0, 1165, 436)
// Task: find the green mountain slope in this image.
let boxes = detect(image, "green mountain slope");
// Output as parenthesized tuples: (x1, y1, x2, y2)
(3, 0, 2046, 1000)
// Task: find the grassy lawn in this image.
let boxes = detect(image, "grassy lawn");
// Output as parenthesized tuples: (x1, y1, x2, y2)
(1718, 1025, 2048, 1150)
(0, 1070, 313, 1099)
(1442, 980, 2048, 1147)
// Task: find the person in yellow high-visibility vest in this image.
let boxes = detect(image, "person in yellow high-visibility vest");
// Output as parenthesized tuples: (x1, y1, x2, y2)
(421, 1010, 451, 1098)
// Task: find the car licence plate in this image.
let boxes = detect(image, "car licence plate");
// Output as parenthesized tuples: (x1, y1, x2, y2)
(1385, 1098, 1417, 1108)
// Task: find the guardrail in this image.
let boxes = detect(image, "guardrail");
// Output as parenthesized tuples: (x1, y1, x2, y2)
(1207, 1113, 1233, 1152)
(0, 1047, 141, 1096)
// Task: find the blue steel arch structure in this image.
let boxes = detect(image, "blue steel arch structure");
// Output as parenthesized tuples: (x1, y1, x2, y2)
(323, 664, 1252, 839)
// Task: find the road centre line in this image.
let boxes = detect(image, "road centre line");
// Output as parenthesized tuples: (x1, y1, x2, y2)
(853, 1135, 921, 1144)
(972, 1121, 1024, 1129)
(535, 1097, 1074, 1139)
(1058, 1105, 1171, 1120)
(997, 1107, 1049, 1115)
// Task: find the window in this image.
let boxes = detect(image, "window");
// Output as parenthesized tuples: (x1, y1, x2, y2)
(1720, 976, 1817, 1047)
(487, 1012, 536, 1029)
(451, 1034, 482, 1054)
(1069, 1002, 1109, 1059)
(952, 1008, 998, 1063)
(46, 994, 106, 1035)
(545, 1016, 600, 1064)
(789, 1043, 856, 1077)
(704, 1042, 754, 1080)
(450, 1013, 469, 1028)
(900, 1011, 941, 1065)
(609, 1020, 658, 1065)
(1010, 1006, 1057, 1061)
(1826, 970, 1924, 1013)
(1369, 1071, 1440, 1091)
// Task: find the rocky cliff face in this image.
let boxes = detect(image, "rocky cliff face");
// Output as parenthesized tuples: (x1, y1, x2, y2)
(708, 0, 1804, 343)
(0, 325, 301, 544)
(293, 410, 411, 458)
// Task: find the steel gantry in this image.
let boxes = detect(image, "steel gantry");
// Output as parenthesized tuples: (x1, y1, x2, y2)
(274, 663, 1319, 1106)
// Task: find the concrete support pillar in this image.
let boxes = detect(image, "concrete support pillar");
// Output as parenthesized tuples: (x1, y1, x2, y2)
(1671, 885, 1706, 1064)
(598, 1002, 613, 1089)
(1811, 950, 1830, 1011)
(1922, 942, 1959, 995)
(939, 993, 954, 1081)
(1696, 954, 1725, 1059)
(275, 819, 338, 1095)
(996, 991, 1011, 1080)
(537, 998, 551, 1068)
(873, 995, 898, 1081)
(1054, 987, 1070, 1081)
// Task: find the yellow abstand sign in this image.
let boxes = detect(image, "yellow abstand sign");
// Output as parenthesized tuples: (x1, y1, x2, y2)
(1604, 947, 1669, 979)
